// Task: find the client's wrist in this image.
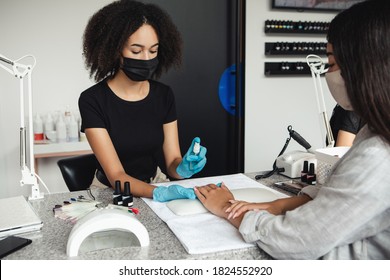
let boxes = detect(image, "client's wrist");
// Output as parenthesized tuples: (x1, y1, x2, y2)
(220, 204, 232, 219)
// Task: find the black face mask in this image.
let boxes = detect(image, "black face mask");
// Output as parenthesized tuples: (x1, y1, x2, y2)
(121, 56, 159, 81)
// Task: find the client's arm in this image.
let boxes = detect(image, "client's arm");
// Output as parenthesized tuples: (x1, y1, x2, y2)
(194, 183, 311, 228)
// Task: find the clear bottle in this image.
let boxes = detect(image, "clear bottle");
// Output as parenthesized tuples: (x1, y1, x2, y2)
(68, 115, 79, 142)
(64, 105, 71, 123)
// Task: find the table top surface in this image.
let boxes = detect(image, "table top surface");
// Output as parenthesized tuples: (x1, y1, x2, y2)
(3, 173, 291, 260)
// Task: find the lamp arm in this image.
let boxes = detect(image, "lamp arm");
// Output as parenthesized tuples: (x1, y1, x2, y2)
(306, 55, 335, 148)
(0, 55, 15, 75)
(0, 53, 43, 200)
(0, 55, 13, 65)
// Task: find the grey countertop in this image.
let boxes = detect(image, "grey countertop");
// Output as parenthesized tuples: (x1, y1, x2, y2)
(3, 173, 291, 260)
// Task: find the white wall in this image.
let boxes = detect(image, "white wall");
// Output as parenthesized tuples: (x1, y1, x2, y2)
(244, 0, 337, 173)
(0, 0, 113, 198)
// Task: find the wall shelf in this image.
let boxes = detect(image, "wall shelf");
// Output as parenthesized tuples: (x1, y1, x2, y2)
(264, 20, 329, 34)
(265, 42, 326, 56)
(264, 62, 312, 76)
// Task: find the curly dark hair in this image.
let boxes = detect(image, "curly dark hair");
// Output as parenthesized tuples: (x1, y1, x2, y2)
(327, 0, 390, 144)
(83, 0, 182, 82)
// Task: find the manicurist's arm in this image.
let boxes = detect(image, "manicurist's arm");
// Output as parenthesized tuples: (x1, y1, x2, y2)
(85, 128, 156, 198)
(336, 129, 356, 147)
(161, 120, 183, 179)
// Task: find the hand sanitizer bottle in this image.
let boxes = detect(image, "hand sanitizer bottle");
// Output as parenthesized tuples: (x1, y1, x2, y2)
(190, 140, 200, 170)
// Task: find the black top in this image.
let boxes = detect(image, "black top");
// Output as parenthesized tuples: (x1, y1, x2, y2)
(329, 104, 364, 145)
(79, 79, 177, 181)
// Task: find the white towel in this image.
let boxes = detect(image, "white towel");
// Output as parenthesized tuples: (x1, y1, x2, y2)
(142, 173, 287, 254)
(167, 213, 254, 254)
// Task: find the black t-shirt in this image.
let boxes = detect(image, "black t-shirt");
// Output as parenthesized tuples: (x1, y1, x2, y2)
(78, 79, 177, 181)
(329, 104, 364, 144)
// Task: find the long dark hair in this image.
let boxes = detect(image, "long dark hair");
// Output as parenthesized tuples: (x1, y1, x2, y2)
(327, 0, 390, 144)
(83, 0, 182, 82)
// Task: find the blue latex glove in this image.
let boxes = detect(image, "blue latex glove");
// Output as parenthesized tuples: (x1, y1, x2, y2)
(153, 184, 196, 202)
(176, 137, 207, 178)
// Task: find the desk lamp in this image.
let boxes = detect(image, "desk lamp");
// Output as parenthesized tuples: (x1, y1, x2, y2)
(306, 54, 335, 148)
(0, 53, 43, 200)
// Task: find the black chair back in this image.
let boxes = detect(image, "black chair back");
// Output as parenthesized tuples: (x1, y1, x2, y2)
(57, 153, 97, 191)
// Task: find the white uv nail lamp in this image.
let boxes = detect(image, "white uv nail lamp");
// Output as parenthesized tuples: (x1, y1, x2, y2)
(66, 208, 149, 257)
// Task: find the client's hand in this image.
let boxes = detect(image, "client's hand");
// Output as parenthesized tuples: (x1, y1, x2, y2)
(227, 195, 312, 218)
(194, 183, 233, 218)
(153, 185, 196, 202)
(226, 201, 272, 220)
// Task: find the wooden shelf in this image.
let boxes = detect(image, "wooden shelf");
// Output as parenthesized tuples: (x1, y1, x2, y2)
(34, 141, 92, 158)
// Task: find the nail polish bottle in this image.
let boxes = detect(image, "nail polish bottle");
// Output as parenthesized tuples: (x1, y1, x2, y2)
(307, 163, 316, 185)
(113, 180, 122, 205)
(301, 161, 309, 183)
(122, 181, 133, 207)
